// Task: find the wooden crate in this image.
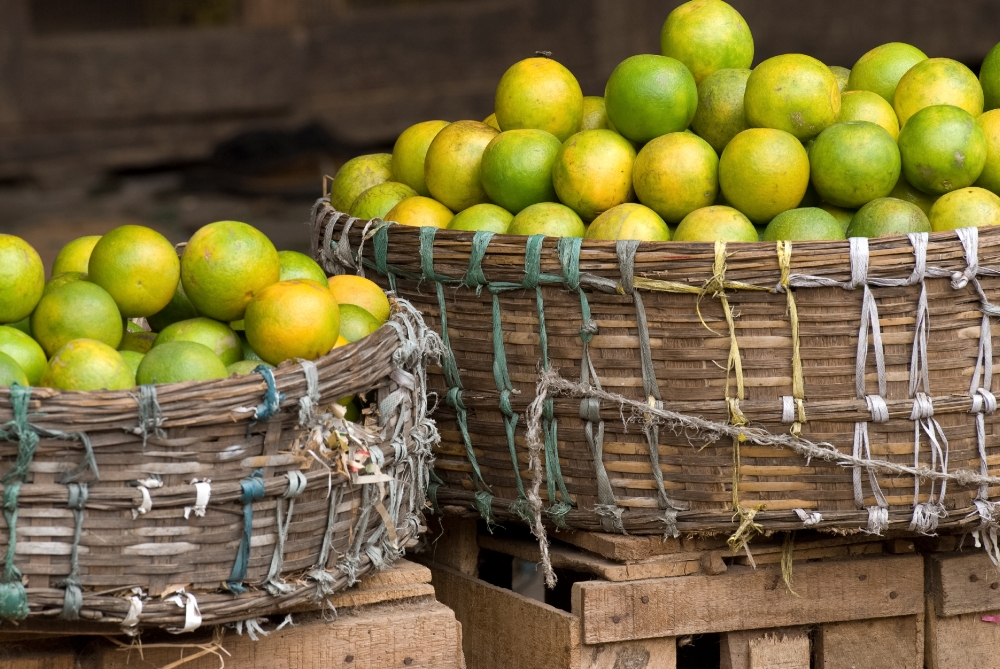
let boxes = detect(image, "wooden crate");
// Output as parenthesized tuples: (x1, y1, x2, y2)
(422, 518, 925, 669)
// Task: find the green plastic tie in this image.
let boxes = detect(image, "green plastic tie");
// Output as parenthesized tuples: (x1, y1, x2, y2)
(225, 468, 265, 595)
(59, 482, 87, 620)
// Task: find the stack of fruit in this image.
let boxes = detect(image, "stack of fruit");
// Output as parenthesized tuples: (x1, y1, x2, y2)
(332, 0, 1000, 242)
(0, 222, 388, 404)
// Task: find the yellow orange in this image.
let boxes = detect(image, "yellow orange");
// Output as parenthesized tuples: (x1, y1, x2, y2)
(385, 196, 453, 228)
(245, 279, 341, 365)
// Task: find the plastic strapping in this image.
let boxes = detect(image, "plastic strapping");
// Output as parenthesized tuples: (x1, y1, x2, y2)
(225, 468, 265, 594)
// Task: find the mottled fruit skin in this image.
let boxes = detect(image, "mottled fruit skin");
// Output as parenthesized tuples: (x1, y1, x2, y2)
(43, 272, 87, 297)
(605, 55, 698, 144)
(136, 341, 228, 385)
(245, 279, 341, 366)
(718, 128, 810, 223)
(338, 304, 381, 343)
(829, 66, 851, 93)
(808, 121, 900, 208)
(329, 154, 393, 213)
(40, 339, 135, 392)
(838, 90, 900, 139)
(482, 114, 501, 131)
(673, 205, 757, 242)
(929, 187, 1000, 232)
(447, 203, 514, 233)
(846, 197, 932, 238)
(494, 57, 583, 142)
(974, 110, 1000, 195)
(147, 280, 199, 333)
(0, 325, 46, 385)
(508, 203, 585, 238)
(581, 96, 609, 130)
(818, 203, 856, 232)
(153, 317, 243, 367)
(633, 132, 719, 223)
(31, 281, 123, 357)
(424, 120, 498, 212)
(744, 54, 841, 140)
(894, 58, 984, 127)
(227, 359, 271, 376)
(52, 236, 101, 277)
(659, 0, 754, 84)
(180, 220, 281, 323)
(691, 68, 751, 153)
(391, 120, 449, 196)
(480, 129, 561, 214)
(277, 250, 329, 287)
(328, 274, 391, 324)
(349, 181, 418, 221)
(889, 176, 938, 216)
(0, 351, 29, 387)
(847, 42, 927, 104)
(585, 203, 671, 241)
(897, 105, 987, 196)
(551, 130, 637, 221)
(982, 42, 1000, 112)
(762, 207, 846, 241)
(0, 235, 44, 324)
(384, 196, 453, 228)
(88, 225, 181, 318)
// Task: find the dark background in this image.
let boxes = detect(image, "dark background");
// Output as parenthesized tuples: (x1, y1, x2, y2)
(1, 0, 998, 265)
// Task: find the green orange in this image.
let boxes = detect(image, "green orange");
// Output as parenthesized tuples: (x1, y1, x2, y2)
(673, 205, 757, 242)
(43, 272, 87, 297)
(838, 90, 900, 139)
(329, 154, 393, 212)
(424, 120, 498, 211)
(975, 109, 1000, 195)
(659, 0, 754, 84)
(349, 182, 418, 221)
(508, 203, 585, 238)
(328, 274, 391, 324)
(278, 250, 328, 287)
(147, 280, 199, 333)
(847, 42, 927, 104)
(339, 304, 381, 343)
(605, 55, 698, 143)
(31, 281, 123, 356)
(818, 204, 857, 232)
(0, 235, 44, 324)
(385, 196, 453, 228)
(719, 128, 810, 223)
(0, 326, 46, 385)
(120, 350, 144, 376)
(226, 360, 272, 376)
(809, 121, 900, 208)
(136, 341, 227, 385)
(889, 176, 939, 216)
(391, 120, 449, 196)
(88, 225, 180, 318)
(119, 330, 156, 354)
(633, 132, 718, 223)
(846, 198, 931, 238)
(552, 130, 637, 221)
(447, 204, 514, 233)
(691, 68, 751, 154)
(0, 351, 28, 387)
(494, 57, 583, 142)
(40, 339, 135, 391)
(762, 207, 846, 241)
(245, 279, 340, 365)
(981, 42, 1000, 111)
(894, 58, 984, 127)
(483, 114, 501, 131)
(154, 317, 242, 366)
(581, 96, 609, 130)
(745, 54, 841, 140)
(52, 236, 101, 277)
(897, 105, 987, 195)
(929, 187, 1000, 231)
(829, 66, 851, 93)
(480, 129, 561, 213)
(585, 203, 671, 241)
(180, 220, 281, 322)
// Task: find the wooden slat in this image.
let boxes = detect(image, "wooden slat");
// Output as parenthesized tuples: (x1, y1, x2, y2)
(928, 551, 1000, 617)
(925, 598, 1000, 669)
(815, 615, 923, 669)
(721, 627, 808, 669)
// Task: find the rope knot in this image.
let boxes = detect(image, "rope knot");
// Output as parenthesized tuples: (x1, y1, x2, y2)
(793, 508, 822, 527)
(909, 392, 934, 421)
(579, 319, 598, 342)
(849, 237, 870, 289)
(66, 482, 88, 510)
(972, 388, 997, 415)
(579, 397, 601, 423)
(253, 366, 285, 422)
(866, 394, 890, 423)
(498, 389, 515, 417)
(952, 226, 980, 289)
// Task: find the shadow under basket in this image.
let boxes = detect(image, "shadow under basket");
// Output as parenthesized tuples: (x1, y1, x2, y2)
(0, 301, 440, 634)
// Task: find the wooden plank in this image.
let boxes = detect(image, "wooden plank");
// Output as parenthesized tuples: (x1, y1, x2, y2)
(748, 632, 810, 669)
(928, 550, 1000, 617)
(576, 555, 924, 644)
(581, 637, 676, 669)
(721, 627, 807, 669)
(5, 653, 76, 669)
(925, 598, 1000, 669)
(557, 531, 727, 562)
(815, 615, 923, 669)
(427, 516, 479, 576)
(84, 600, 465, 669)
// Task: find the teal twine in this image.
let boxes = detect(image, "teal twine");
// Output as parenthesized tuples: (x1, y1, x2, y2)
(427, 469, 444, 514)
(59, 482, 87, 620)
(130, 384, 166, 447)
(253, 366, 285, 422)
(225, 468, 265, 594)
(0, 384, 39, 620)
(58, 431, 98, 485)
(339, 483, 376, 586)
(461, 231, 495, 295)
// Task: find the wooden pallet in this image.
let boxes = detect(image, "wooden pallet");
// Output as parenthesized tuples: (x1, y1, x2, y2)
(421, 518, 925, 669)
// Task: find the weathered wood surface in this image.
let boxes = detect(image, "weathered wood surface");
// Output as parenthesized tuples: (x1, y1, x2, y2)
(721, 627, 808, 669)
(927, 550, 1000, 617)
(325, 558, 435, 608)
(815, 615, 923, 669)
(426, 516, 479, 576)
(748, 632, 810, 669)
(925, 598, 1000, 669)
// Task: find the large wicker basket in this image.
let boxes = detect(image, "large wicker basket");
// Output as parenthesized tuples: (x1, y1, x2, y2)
(313, 201, 1000, 549)
(0, 300, 439, 634)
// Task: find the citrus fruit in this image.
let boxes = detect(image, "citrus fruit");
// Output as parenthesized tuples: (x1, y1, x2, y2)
(120, 350, 144, 376)
(551, 130, 637, 221)
(333, 335, 349, 349)
(8, 317, 30, 336)
(136, 341, 227, 385)
(508, 203, 586, 238)
(349, 181, 418, 221)
(43, 272, 87, 297)
(385, 196, 453, 228)
(818, 203, 856, 232)
(690, 68, 751, 153)
(585, 203, 671, 241)
(180, 220, 281, 322)
(483, 114, 501, 131)
(0, 235, 44, 324)
(245, 279, 341, 365)
(838, 90, 900, 139)
(480, 129, 561, 213)
(929, 187, 1000, 231)
(889, 176, 939, 215)
(329, 153, 393, 212)
(762, 207, 846, 241)
(226, 360, 272, 376)
(894, 58, 984, 128)
(126, 320, 143, 333)
(673, 205, 757, 241)
(829, 66, 851, 92)
(633, 132, 718, 223)
(88, 225, 180, 318)
(278, 250, 328, 287)
(982, 43, 1000, 111)
(447, 203, 514, 233)
(424, 120, 498, 211)
(52, 235, 101, 277)
(494, 57, 583, 141)
(40, 339, 135, 391)
(581, 96, 609, 130)
(31, 281, 122, 356)
(744, 54, 841, 140)
(153, 317, 242, 366)
(809, 121, 900, 208)
(846, 198, 932, 238)
(0, 326, 45, 385)
(659, 0, 753, 84)
(328, 274, 391, 324)
(605, 55, 698, 143)
(975, 110, 1000, 194)
(391, 120, 449, 196)
(147, 280, 199, 333)
(239, 332, 261, 361)
(897, 105, 987, 195)
(847, 42, 927, 104)
(0, 351, 28, 387)
(719, 128, 810, 223)
(339, 304, 381, 343)
(119, 331, 156, 354)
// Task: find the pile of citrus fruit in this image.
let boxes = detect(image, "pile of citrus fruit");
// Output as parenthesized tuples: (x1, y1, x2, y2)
(332, 0, 1000, 243)
(0, 223, 389, 403)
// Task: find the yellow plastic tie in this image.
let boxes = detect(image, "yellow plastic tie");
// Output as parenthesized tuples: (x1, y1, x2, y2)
(781, 531, 799, 596)
(777, 241, 807, 436)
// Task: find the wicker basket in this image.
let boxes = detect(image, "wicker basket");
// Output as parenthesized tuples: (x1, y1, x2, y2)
(313, 200, 1000, 547)
(0, 300, 439, 633)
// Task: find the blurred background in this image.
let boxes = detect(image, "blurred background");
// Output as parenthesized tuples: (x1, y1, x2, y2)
(1, 0, 998, 267)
